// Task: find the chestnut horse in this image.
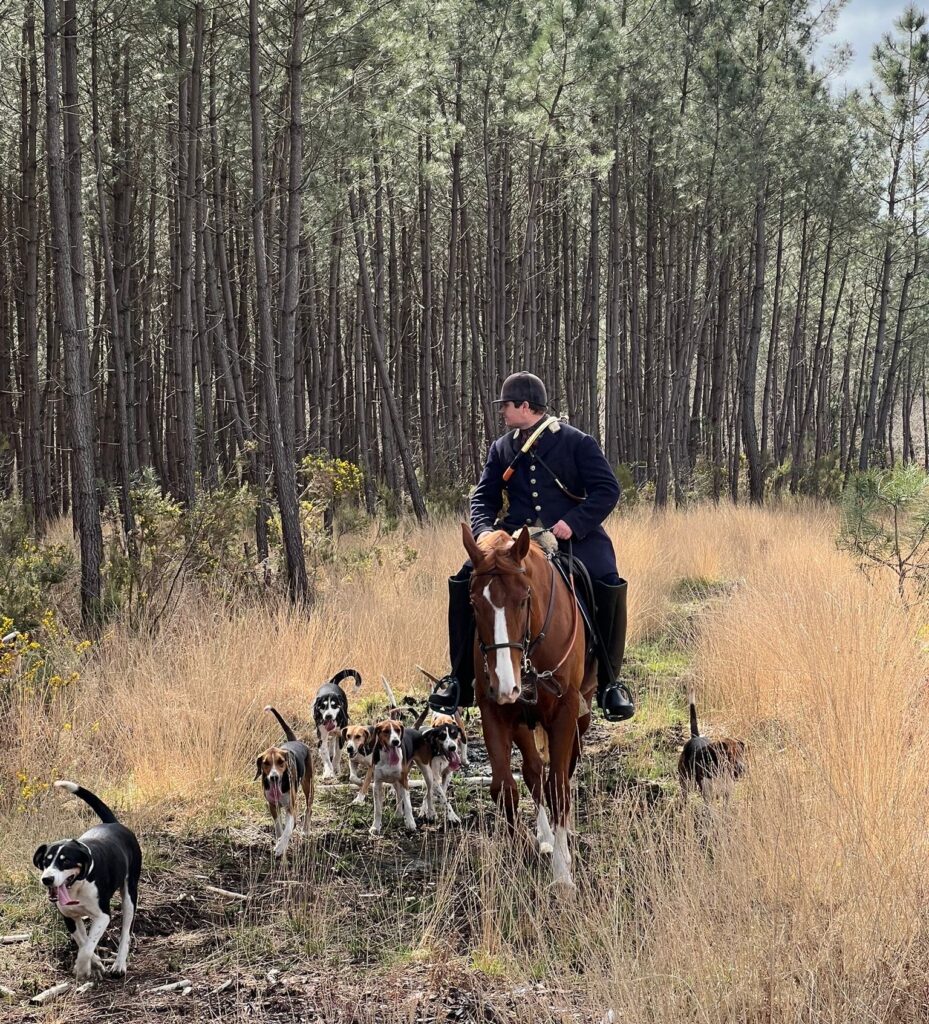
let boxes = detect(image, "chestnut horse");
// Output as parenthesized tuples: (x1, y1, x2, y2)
(462, 523, 596, 888)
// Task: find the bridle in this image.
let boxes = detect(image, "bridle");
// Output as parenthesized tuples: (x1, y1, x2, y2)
(471, 558, 579, 700)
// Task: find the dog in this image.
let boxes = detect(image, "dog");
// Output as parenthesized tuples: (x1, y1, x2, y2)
(419, 719, 466, 825)
(33, 781, 142, 980)
(366, 718, 436, 834)
(312, 668, 362, 780)
(678, 695, 746, 802)
(256, 706, 314, 857)
(343, 724, 377, 802)
(430, 710, 470, 768)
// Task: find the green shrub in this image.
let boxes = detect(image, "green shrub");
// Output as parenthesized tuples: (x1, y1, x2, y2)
(839, 466, 929, 603)
(0, 500, 74, 632)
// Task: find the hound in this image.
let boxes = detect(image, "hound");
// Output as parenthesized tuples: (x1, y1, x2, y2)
(678, 694, 746, 802)
(312, 668, 362, 780)
(430, 710, 470, 768)
(256, 706, 314, 857)
(419, 720, 466, 825)
(367, 719, 435, 835)
(342, 724, 377, 803)
(34, 781, 142, 980)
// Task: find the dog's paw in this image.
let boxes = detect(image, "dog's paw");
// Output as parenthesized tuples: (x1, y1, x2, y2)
(404, 820, 418, 833)
(351, 793, 366, 805)
(447, 810, 462, 825)
(74, 961, 95, 983)
(273, 841, 289, 858)
(107, 961, 127, 979)
(368, 825, 382, 837)
(538, 841, 554, 855)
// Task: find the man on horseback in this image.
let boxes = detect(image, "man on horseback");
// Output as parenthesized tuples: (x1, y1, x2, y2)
(428, 371, 635, 723)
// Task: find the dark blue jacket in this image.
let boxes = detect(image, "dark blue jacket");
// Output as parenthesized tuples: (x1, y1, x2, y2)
(469, 421, 620, 580)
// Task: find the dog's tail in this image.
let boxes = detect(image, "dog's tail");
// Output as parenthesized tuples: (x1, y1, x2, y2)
(327, 668, 362, 691)
(688, 691, 700, 738)
(54, 781, 119, 824)
(265, 705, 298, 742)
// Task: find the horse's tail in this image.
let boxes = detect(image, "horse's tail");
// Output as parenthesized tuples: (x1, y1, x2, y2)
(688, 691, 700, 738)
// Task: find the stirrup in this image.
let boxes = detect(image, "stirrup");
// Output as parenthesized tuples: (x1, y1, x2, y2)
(598, 681, 635, 722)
(427, 676, 461, 714)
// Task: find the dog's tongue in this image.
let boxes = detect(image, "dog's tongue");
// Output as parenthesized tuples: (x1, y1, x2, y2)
(267, 780, 283, 804)
(385, 748, 401, 766)
(324, 721, 336, 732)
(448, 753, 462, 771)
(56, 883, 78, 908)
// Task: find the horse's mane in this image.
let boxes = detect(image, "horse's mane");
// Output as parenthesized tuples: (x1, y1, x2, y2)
(475, 528, 544, 574)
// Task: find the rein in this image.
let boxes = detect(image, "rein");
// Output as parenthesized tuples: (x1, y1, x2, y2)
(472, 557, 579, 700)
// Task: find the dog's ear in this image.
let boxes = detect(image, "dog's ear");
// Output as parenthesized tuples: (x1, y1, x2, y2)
(254, 756, 264, 781)
(33, 844, 48, 869)
(75, 843, 93, 880)
(340, 726, 348, 742)
(285, 749, 299, 788)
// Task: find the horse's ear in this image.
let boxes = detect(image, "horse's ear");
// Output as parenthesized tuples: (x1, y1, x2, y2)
(512, 527, 531, 563)
(462, 523, 483, 565)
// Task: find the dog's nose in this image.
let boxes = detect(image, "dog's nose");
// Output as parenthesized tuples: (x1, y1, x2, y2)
(41, 875, 53, 886)
(390, 738, 400, 747)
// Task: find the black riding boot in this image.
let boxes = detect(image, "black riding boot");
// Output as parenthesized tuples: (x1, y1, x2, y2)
(427, 571, 476, 713)
(592, 579, 635, 722)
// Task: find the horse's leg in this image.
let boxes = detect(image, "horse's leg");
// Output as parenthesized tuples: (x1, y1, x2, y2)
(513, 724, 554, 855)
(544, 693, 581, 889)
(480, 706, 518, 831)
(569, 660, 597, 775)
(569, 715, 588, 775)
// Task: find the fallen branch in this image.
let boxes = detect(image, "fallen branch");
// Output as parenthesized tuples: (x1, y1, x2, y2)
(203, 884, 248, 901)
(0, 985, 17, 1000)
(30, 982, 70, 1005)
(0, 934, 29, 945)
(148, 979, 191, 994)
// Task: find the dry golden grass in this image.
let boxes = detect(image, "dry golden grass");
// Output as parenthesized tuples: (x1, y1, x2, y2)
(3, 502, 929, 1022)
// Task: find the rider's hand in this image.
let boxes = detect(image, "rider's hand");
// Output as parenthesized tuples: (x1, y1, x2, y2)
(551, 520, 573, 541)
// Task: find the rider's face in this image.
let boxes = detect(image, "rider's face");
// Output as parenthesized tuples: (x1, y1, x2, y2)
(499, 401, 539, 430)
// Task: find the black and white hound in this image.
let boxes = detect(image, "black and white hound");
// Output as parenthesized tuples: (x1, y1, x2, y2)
(312, 668, 362, 780)
(33, 781, 142, 980)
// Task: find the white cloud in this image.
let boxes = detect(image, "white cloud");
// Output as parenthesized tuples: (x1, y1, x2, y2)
(817, 0, 916, 93)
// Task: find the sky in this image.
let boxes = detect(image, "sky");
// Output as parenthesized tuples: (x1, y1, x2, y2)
(817, 0, 915, 92)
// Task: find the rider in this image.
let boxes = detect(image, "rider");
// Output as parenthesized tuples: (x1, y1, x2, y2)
(428, 371, 635, 722)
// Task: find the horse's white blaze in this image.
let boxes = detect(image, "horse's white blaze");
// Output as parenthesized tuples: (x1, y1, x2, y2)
(483, 583, 520, 701)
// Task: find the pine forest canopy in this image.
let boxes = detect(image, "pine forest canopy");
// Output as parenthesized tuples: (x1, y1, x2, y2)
(0, 0, 928, 619)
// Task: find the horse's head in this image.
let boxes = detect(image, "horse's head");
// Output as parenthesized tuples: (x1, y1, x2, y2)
(463, 523, 534, 705)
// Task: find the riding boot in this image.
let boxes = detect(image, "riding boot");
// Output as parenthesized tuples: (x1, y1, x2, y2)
(592, 579, 635, 722)
(427, 571, 476, 713)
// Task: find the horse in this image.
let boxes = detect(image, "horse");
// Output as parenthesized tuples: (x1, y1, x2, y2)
(462, 523, 596, 888)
